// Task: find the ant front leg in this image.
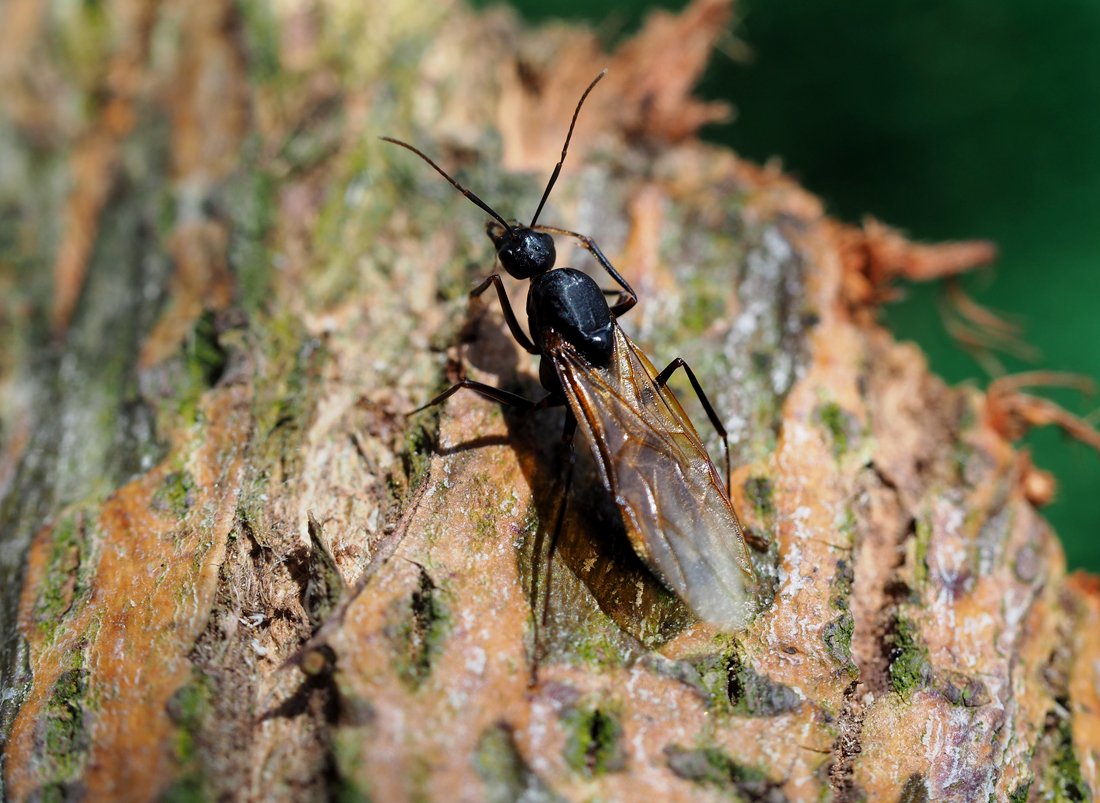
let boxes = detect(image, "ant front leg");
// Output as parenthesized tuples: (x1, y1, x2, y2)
(653, 358, 733, 499)
(533, 226, 638, 318)
(470, 274, 539, 354)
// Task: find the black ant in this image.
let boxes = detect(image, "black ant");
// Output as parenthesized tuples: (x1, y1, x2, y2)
(385, 70, 757, 632)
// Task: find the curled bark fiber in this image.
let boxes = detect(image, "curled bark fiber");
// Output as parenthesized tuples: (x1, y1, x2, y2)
(0, 0, 1096, 800)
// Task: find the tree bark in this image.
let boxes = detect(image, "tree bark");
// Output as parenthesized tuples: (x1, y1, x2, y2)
(0, 0, 1096, 800)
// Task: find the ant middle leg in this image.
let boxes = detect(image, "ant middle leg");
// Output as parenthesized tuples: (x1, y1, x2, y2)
(532, 225, 638, 317)
(408, 373, 569, 417)
(654, 357, 733, 498)
(408, 379, 544, 416)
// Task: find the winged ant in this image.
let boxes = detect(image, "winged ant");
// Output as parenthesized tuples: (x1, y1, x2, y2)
(384, 70, 757, 633)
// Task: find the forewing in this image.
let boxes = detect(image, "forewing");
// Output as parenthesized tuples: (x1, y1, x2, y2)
(551, 327, 756, 631)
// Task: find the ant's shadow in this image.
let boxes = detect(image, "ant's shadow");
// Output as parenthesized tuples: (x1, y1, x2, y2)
(458, 304, 692, 652)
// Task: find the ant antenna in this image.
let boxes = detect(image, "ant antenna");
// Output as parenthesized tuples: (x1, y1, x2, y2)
(380, 136, 512, 232)
(529, 69, 608, 228)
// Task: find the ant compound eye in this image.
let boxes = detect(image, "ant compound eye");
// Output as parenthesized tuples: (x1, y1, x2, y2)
(489, 227, 556, 279)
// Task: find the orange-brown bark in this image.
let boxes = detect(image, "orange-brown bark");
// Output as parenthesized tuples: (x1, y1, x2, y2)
(0, 1, 1096, 801)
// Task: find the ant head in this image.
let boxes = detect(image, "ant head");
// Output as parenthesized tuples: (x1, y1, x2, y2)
(487, 221, 555, 279)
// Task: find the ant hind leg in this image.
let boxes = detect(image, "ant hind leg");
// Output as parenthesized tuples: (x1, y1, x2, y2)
(654, 357, 733, 498)
(530, 412, 578, 687)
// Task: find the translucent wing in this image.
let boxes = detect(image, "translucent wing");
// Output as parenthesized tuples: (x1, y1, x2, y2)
(549, 326, 757, 631)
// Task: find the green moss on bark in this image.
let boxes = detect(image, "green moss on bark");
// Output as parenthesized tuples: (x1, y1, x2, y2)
(887, 616, 933, 699)
(37, 655, 90, 800)
(664, 743, 776, 798)
(562, 705, 625, 778)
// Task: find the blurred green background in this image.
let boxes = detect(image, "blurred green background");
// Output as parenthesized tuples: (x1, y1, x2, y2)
(474, 0, 1100, 568)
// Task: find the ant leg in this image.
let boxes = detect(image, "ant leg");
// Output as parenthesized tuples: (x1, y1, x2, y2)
(532, 225, 638, 317)
(408, 379, 542, 416)
(545, 414, 577, 607)
(653, 358, 733, 498)
(559, 410, 578, 448)
(531, 412, 578, 687)
(470, 274, 539, 354)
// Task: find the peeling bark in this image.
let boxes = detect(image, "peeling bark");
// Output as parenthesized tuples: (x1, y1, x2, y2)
(1, 0, 1097, 801)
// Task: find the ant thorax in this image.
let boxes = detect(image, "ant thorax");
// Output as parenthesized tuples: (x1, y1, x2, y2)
(527, 269, 614, 369)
